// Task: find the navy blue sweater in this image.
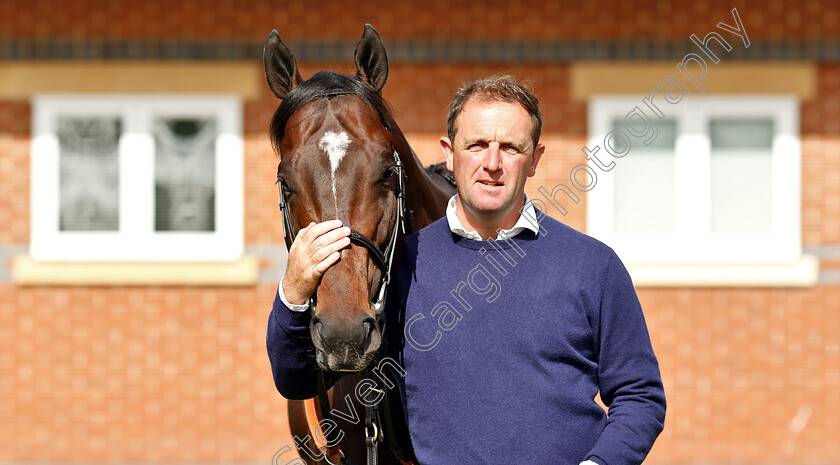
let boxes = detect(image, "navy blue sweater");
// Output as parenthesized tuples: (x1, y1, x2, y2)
(267, 215, 666, 465)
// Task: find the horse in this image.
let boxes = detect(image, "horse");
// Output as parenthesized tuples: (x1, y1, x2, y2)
(264, 25, 455, 464)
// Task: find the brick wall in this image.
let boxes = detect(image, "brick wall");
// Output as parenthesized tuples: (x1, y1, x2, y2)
(641, 286, 840, 463)
(2, 0, 840, 464)
(802, 64, 840, 245)
(0, 101, 30, 244)
(0, 284, 292, 462)
(1, 0, 840, 40)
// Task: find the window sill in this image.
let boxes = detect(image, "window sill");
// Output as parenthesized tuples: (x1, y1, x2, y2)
(11, 255, 259, 286)
(626, 255, 819, 288)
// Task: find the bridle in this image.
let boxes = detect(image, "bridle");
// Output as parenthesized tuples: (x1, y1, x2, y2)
(273, 87, 415, 465)
(276, 146, 409, 465)
(276, 146, 407, 315)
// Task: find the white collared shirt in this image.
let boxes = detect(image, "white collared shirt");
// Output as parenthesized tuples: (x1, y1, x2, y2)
(445, 193, 540, 240)
(279, 193, 541, 310)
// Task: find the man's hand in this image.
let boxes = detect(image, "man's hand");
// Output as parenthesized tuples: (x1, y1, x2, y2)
(282, 220, 351, 305)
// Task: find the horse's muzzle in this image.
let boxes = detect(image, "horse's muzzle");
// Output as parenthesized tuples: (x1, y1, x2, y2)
(311, 313, 381, 372)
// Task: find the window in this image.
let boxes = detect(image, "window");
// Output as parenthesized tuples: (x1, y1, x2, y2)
(587, 96, 801, 265)
(31, 95, 243, 261)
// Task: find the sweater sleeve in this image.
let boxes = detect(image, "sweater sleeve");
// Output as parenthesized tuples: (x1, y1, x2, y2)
(266, 284, 320, 400)
(585, 252, 667, 465)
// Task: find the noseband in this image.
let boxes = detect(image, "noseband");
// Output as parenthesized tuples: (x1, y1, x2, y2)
(276, 147, 407, 315)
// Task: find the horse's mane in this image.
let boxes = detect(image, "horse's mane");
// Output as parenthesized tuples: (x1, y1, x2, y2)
(425, 162, 457, 187)
(269, 70, 394, 153)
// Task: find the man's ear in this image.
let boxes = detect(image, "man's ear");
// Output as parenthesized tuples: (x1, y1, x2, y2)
(440, 136, 455, 172)
(263, 29, 303, 100)
(528, 143, 545, 177)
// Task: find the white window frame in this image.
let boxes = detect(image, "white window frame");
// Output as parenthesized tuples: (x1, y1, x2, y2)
(31, 94, 243, 262)
(587, 95, 801, 265)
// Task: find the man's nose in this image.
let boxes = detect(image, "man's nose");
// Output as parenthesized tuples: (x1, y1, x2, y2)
(483, 143, 502, 171)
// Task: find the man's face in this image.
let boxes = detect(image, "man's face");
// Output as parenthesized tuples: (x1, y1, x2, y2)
(441, 97, 544, 229)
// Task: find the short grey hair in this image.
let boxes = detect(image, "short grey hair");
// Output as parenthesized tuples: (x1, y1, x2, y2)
(446, 75, 543, 148)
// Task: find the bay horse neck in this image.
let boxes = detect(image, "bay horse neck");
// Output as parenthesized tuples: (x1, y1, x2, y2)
(385, 117, 451, 233)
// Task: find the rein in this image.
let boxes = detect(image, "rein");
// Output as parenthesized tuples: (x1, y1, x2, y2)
(276, 146, 409, 465)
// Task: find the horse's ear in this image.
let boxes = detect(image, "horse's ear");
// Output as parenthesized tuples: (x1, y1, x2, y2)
(354, 24, 389, 93)
(263, 29, 303, 100)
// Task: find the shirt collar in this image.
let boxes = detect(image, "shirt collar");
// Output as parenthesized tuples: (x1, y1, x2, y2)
(445, 193, 540, 241)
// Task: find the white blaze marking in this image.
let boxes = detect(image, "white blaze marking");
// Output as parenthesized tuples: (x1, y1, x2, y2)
(318, 131, 351, 216)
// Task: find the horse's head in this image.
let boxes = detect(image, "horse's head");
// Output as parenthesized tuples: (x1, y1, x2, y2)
(264, 25, 403, 373)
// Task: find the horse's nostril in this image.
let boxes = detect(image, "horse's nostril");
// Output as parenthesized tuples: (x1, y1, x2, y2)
(311, 315, 322, 329)
(361, 317, 376, 345)
(364, 317, 376, 333)
(311, 315, 325, 345)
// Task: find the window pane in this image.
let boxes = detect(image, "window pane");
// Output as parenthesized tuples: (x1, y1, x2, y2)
(613, 118, 677, 233)
(710, 119, 773, 233)
(154, 118, 216, 232)
(58, 117, 121, 231)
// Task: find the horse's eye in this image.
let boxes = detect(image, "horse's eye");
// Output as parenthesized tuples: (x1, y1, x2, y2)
(381, 166, 395, 182)
(278, 178, 294, 196)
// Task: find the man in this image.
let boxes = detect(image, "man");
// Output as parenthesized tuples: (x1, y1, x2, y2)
(269, 76, 666, 465)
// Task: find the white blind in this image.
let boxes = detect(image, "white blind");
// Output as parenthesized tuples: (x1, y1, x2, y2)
(58, 116, 121, 231)
(153, 118, 217, 232)
(613, 118, 677, 233)
(710, 118, 774, 233)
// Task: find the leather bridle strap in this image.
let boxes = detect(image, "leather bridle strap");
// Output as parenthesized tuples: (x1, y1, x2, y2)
(279, 192, 386, 273)
(315, 371, 350, 464)
(277, 168, 297, 251)
(362, 365, 383, 465)
(348, 230, 387, 272)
